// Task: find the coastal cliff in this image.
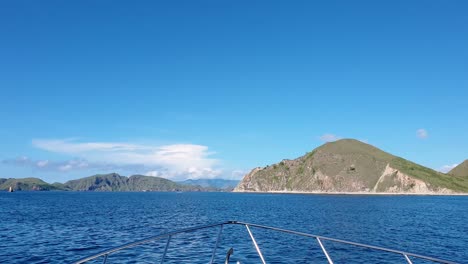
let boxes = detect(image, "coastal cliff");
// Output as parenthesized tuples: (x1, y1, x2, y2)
(234, 139, 468, 194)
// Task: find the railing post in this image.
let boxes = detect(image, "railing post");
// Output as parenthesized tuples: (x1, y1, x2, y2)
(102, 254, 108, 264)
(209, 225, 224, 264)
(225, 248, 234, 264)
(245, 225, 267, 264)
(403, 254, 413, 264)
(160, 235, 172, 264)
(316, 237, 334, 264)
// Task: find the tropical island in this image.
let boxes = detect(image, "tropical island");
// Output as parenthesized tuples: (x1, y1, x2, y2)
(234, 139, 468, 194)
(2, 139, 467, 194)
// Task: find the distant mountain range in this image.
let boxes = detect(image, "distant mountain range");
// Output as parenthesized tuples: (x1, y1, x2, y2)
(0, 173, 234, 192)
(234, 139, 468, 194)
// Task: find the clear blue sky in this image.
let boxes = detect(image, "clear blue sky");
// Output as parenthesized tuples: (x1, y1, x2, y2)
(1, 0, 467, 183)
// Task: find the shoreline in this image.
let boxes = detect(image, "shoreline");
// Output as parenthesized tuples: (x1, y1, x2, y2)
(233, 190, 468, 196)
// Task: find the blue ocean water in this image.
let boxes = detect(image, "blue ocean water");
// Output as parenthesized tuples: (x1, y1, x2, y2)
(0, 192, 466, 263)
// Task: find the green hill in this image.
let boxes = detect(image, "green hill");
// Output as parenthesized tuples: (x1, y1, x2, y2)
(234, 139, 468, 193)
(1, 173, 215, 192)
(63, 173, 211, 191)
(449, 160, 468, 177)
(0, 177, 64, 191)
(64, 173, 131, 191)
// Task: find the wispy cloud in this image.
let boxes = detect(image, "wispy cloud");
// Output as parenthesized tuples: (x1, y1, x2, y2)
(319, 134, 341, 142)
(26, 139, 221, 180)
(416, 129, 428, 139)
(32, 139, 148, 153)
(231, 169, 248, 180)
(438, 164, 458, 173)
(145, 167, 222, 179)
(2, 156, 91, 172)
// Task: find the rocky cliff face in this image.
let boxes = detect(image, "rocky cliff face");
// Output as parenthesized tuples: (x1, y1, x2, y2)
(234, 139, 467, 194)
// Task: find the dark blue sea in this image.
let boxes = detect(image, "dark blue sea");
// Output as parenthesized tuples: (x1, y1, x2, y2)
(0, 192, 466, 263)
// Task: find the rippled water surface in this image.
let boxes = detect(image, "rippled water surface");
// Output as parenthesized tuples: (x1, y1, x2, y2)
(0, 192, 467, 263)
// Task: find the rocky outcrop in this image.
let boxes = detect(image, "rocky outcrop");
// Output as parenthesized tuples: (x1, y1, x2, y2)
(371, 164, 453, 194)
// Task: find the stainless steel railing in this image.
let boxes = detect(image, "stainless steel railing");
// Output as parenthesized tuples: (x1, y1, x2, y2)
(73, 220, 458, 264)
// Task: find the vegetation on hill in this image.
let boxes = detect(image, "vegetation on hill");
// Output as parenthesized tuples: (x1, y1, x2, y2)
(64, 173, 212, 191)
(1, 173, 215, 192)
(0, 177, 64, 191)
(448, 160, 468, 177)
(234, 139, 468, 193)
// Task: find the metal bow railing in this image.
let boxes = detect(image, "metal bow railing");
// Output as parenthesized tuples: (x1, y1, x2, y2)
(73, 220, 458, 264)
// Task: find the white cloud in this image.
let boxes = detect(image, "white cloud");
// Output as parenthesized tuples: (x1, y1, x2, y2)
(439, 164, 458, 173)
(2, 157, 91, 172)
(59, 164, 73, 171)
(145, 167, 222, 180)
(231, 169, 248, 180)
(319, 134, 341, 142)
(416, 129, 428, 139)
(36, 160, 49, 167)
(145, 170, 162, 177)
(32, 139, 148, 153)
(30, 139, 221, 180)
